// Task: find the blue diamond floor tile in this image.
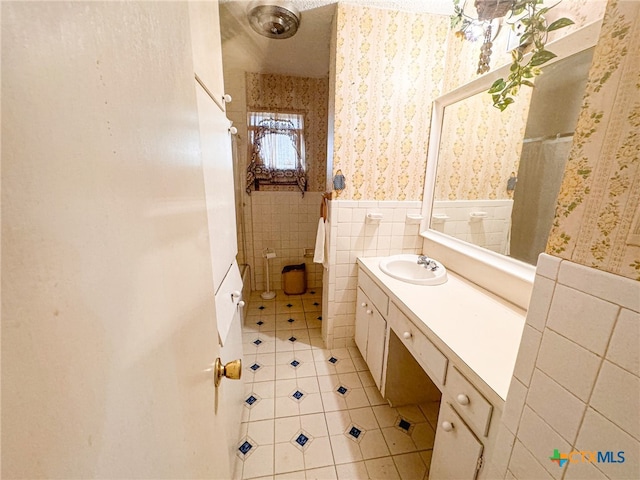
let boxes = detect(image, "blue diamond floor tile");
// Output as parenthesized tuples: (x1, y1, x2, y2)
(398, 419, 412, 431)
(295, 433, 309, 447)
(289, 336, 297, 342)
(291, 390, 304, 401)
(337, 385, 348, 395)
(290, 360, 300, 368)
(328, 356, 338, 364)
(253, 339, 262, 346)
(250, 363, 261, 371)
(238, 440, 253, 455)
(348, 426, 362, 439)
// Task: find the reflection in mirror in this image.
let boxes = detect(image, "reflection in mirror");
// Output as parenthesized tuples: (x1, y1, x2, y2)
(429, 46, 595, 266)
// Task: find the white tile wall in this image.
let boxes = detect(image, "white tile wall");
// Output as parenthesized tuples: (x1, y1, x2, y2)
(524, 275, 556, 332)
(607, 308, 640, 375)
(526, 369, 585, 443)
(248, 191, 324, 292)
(512, 325, 542, 387)
(517, 407, 572, 480)
(575, 408, 640, 479)
(502, 378, 528, 434)
(545, 284, 619, 356)
(589, 361, 640, 440)
(323, 200, 424, 349)
(431, 199, 513, 255)
(488, 255, 640, 480)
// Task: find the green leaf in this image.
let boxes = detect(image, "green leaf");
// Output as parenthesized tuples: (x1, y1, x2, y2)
(521, 80, 535, 88)
(530, 49, 557, 66)
(488, 78, 506, 93)
(547, 17, 575, 32)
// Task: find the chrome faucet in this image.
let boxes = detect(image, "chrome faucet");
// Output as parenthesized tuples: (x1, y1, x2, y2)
(417, 255, 439, 271)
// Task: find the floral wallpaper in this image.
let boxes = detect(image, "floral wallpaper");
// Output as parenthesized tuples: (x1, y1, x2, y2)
(547, 0, 640, 280)
(434, 86, 531, 201)
(443, 0, 607, 92)
(246, 72, 328, 192)
(329, 4, 449, 201)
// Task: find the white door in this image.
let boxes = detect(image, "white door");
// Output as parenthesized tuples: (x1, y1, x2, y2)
(2, 2, 232, 478)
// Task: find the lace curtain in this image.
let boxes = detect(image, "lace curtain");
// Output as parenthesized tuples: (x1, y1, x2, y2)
(246, 111, 307, 195)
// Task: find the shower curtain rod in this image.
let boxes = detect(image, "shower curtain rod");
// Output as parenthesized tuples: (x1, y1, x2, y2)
(523, 132, 574, 144)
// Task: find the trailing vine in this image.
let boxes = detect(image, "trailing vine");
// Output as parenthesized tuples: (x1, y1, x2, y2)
(452, 1, 575, 111)
(489, 1, 574, 110)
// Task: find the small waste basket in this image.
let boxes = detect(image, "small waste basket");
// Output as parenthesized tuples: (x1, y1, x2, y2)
(282, 263, 306, 295)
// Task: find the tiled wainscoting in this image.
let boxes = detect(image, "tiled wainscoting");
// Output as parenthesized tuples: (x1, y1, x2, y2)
(485, 254, 640, 479)
(430, 199, 513, 255)
(323, 201, 424, 349)
(246, 191, 324, 292)
(236, 289, 438, 480)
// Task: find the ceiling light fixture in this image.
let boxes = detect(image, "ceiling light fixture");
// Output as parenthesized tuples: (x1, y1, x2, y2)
(247, 2, 301, 39)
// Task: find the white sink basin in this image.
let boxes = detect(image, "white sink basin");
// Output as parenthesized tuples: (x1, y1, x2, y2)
(379, 254, 447, 286)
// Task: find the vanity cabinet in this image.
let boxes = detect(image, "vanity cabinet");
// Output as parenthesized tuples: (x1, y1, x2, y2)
(430, 402, 484, 480)
(356, 258, 524, 480)
(355, 270, 389, 390)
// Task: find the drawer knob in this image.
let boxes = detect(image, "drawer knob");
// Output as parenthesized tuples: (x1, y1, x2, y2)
(456, 394, 470, 406)
(441, 421, 454, 432)
(237, 300, 246, 308)
(366, 309, 373, 315)
(403, 331, 412, 340)
(361, 302, 368, 308)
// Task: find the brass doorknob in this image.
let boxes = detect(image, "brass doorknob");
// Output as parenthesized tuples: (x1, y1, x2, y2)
(214, 357, 242, 387)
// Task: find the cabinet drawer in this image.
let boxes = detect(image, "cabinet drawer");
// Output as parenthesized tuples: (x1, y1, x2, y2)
(390, 303, 448, 387)
(358, 269, 389, 317)
(447, 366, 493, 437)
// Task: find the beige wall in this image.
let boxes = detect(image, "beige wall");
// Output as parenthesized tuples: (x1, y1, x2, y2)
(547, 0, 640, 281)
(435, 89, 531, 201)
(329, 4, 449, 201)
(246, 72, 329, 193)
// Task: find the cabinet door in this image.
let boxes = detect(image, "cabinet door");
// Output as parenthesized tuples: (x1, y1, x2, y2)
(355, 288, 370, 358)
(195, 83, 238, 294)
(189, 0, 225, 110)
(367, 307, 387, 390)
(430, 402, 484, 480)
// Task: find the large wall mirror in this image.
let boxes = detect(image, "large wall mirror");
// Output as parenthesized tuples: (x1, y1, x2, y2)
(421, 22, 601, 271)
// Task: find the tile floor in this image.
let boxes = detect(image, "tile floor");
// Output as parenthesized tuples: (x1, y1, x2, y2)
(234, 288, 439, 480)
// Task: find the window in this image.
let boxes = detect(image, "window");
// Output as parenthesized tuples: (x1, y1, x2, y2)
(246, 111, 307, 195)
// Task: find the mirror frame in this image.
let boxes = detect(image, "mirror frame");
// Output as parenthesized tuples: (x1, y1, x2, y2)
(420, 20, 602, 285)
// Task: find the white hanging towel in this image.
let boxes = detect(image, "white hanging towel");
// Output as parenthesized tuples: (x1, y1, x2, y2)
(313, 218, 326, 266)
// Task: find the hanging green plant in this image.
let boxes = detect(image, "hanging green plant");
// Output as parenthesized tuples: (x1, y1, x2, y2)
(488, 0, 574, 110)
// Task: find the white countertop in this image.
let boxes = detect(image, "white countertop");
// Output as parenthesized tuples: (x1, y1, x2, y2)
(358, 257, 526, 400)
